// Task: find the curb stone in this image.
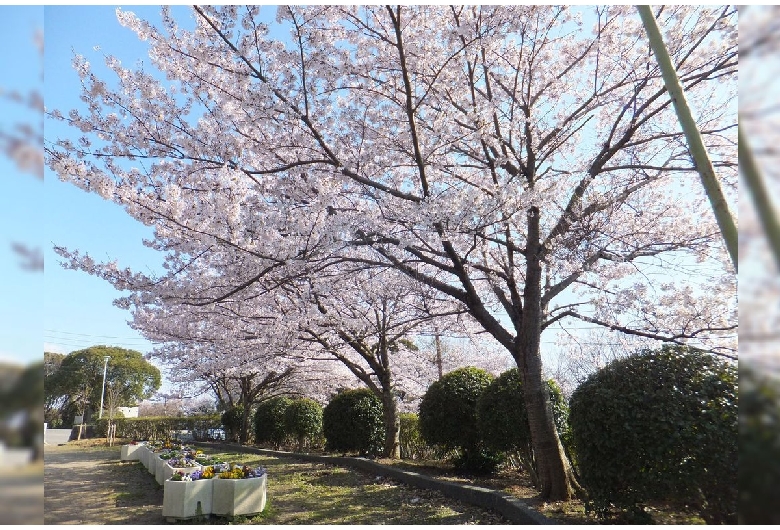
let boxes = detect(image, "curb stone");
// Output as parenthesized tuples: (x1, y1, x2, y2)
(195, 442, 554, 525)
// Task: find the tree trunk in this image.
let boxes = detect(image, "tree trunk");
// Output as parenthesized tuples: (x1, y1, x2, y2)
(517, 207, 578, 501)
(381, 386, 401, 459)
(434, 330, 443, 379)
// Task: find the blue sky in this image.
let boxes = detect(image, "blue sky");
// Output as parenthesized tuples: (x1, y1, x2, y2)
(2, 5, 738, 379)
(41, 6, 197, 373)
(1, 6, 44, 366)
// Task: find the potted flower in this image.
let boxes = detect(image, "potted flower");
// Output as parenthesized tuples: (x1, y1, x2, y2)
(212, 464, 267, 517)
(159, 457, 202, 485)
(163, 469, 215, 521)
(120, 441, 144, 462)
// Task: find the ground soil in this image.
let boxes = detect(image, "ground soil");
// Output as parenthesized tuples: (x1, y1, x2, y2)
(43, 439, 509, 525)
(44, 439, 163, 525)
(0, 460, 44, 525)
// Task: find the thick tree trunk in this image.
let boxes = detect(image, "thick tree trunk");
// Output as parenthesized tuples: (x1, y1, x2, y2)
(517, 207, 578, 501)
(381, 386, 401, 459)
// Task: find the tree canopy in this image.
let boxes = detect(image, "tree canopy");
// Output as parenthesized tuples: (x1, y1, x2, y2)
(46, 5, 737, 499)
(45, 345, 161, 423)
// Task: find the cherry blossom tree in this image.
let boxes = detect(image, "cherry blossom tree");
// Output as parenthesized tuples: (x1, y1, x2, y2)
(122, 293, 360, 443)
(279, 265, 475, 458)
(47, 5, 737, 500)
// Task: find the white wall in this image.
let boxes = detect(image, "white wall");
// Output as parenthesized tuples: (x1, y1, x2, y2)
(116, 406, 139, 418)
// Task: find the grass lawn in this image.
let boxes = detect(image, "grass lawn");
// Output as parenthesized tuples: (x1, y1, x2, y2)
(185, 449, 507, 525)
(46, 439, 707, 525)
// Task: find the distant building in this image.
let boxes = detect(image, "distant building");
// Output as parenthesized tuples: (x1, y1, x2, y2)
(116, 406, 139, 418)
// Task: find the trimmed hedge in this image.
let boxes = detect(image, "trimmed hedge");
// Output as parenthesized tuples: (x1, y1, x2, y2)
(284, 398, 323, 451)
(93, 414, 221, 441)
(254, 396, 294, 447)
(221, 405, 245, 443)
(323, 388, 384, 457)
(477, 370, 572, 480)
(476, 368, 530, 453)
(419, 366, 501, 473)
(569, 345, 737, 524)
(398, 412, 449, 460)
(739, 365, 780, 524)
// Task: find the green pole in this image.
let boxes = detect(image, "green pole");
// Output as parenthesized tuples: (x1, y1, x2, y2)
(636, 5, 738, 272)
(739, 123, 780, 272)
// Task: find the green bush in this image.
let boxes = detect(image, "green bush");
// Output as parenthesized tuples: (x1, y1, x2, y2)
(93, 414, 221, 441)
(399, 412, 455, 461)
(476, 368, 531, 452)
(419, 366, 501, 473)
(322, 388, 384, 457)
(569, 345, 737, 524)
(284, 398, 323, 451)
(739, 365, 780, 524)
(221, 405, 246, 443)
(477, 370, 573, 480)
(254, 396, 293, 447)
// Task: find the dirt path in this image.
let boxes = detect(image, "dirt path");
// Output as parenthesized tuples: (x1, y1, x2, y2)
(0, 462, 43, 525)
(44, 442, 164, 525)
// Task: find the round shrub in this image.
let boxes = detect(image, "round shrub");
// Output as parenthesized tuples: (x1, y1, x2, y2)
(284, 398, 323, 451)
(254, 396, 293, 447)
(477, 369, 572, 479)
(322, 388, 384, 456)
(569, 345, 737, 524)
(419, 366, 500, 472)
(477, 368, 530, 453)
(739, 365, 780, 524)
(221, 405, 245, 443)
(399, 412, 454, 461)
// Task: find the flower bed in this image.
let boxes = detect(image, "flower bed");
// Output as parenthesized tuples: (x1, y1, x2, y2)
(162, 470, 214, 521)
(159, 458, 202, 485)
(123, 442, 267, 520)
(120, 442, 144, 462)
(212, 465, 267, 517)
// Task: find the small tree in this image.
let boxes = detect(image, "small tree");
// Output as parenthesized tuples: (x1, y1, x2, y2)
(569, 345, 737, 524)
(254, 396, 293, 448)
(322, 388, 384, 456)
(284, 398, 323, 452)
(419, 367, 501, 473)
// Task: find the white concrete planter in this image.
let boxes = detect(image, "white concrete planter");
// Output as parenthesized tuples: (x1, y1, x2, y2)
(162, 479, 213, 521)
(120, 444, 143, 461)
(151, 453, 167, 480)
(160, 461, 202, 484)
(212, 475, 267, 517)
(154, 455, 174, 484)
(145, 449, 161, 474)
(138, 446, 151, 470)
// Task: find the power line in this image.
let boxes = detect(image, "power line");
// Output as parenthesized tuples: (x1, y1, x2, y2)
(44, 329, 153, 341)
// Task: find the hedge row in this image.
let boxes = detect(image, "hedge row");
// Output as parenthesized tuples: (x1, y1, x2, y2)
(93, 414, 222, 441)
(419, 366, 569, 474)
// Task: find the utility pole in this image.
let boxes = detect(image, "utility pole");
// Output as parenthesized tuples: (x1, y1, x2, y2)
(98, 355, 110, 420)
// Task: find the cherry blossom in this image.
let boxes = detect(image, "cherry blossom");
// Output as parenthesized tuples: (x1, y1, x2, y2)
(46, 5, 737, 500)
